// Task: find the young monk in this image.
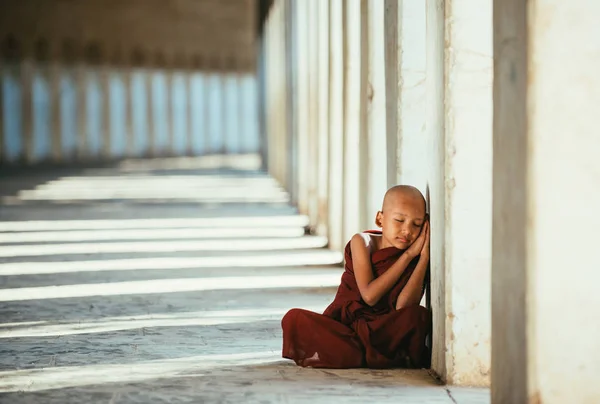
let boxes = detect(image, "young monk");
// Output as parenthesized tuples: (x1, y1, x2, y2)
(281, 185, 431, 369)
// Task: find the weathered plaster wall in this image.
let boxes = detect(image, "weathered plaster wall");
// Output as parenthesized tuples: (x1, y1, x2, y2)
(444, 0, 492, 386)
(493, 0, 600, 401)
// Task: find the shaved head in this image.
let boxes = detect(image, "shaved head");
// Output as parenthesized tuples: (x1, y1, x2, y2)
(381, 185, 426, 213)
(375, 185, 427, 249)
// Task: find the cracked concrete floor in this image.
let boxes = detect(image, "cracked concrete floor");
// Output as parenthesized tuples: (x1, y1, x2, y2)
(0, 163, 490, 403)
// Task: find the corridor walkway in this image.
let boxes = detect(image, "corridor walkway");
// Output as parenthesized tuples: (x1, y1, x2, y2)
(0, 156, 489, 403)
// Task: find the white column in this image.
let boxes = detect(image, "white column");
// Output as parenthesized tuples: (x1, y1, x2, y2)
(165, 67, 174, 156)
(316, 0, 330, 236)
(276, 1, 288, 187)
(21, 53, 35, 163)
(0, 57, 4, 162)
(425, 0, 446, 379)
(284, 0, 298, 204)
(186, 68, 194, 156)
(327, 0, 345, 251)
(397, 0, 427, 188)
(306, 0, 319, 228)
(342, 0, 367, 243)
(366, 0, 388, 225)
(97, 54, 113, 158)
(146, 67, 157, 157)
(204, 68, 215, 155)
(265, 9, 277, 179)
(49, 53, 62, 162)
(100, 60, 111, 159)
(75, 58, 88, 159)
(296, 0, 310, 216)
(444, 0, 493, 386)
(493, 0, 600, 402)
(383, 0, 398, 188)
(124, 67, 135, 157)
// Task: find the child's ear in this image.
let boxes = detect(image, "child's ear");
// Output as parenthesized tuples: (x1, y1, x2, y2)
(375, 211, 383, 228)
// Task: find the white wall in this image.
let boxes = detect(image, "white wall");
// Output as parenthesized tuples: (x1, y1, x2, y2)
(444, 0, 492, 386)
(529, 0, 600, 397)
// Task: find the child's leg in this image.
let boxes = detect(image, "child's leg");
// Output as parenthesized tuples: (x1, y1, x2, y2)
(365, 305, 431, 368)
(281, 308, 364, 368)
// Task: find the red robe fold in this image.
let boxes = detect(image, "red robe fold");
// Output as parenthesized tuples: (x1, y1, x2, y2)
(281, 230, 431, 369)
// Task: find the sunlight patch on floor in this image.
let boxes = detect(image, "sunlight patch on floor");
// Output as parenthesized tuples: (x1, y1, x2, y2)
(0, 236, 329, 258)
(0, 216, 309, 232)
(0, 306, 324, 338)
(0, 273, 341, 302)
(0, 251, 343, 276)
(0, 351, 283, 393)
(0, 227, 306, 243)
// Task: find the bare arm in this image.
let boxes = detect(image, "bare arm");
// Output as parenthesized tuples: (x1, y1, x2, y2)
(396, 222, 430, 310)
(395, 258, 428, 310)
(351, 233, 413, 307)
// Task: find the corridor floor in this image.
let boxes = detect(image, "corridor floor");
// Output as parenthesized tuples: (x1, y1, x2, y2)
(0, 156, 489, 403)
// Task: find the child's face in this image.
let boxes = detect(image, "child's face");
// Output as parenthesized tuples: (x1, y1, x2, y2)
(375, 194, 426, 249)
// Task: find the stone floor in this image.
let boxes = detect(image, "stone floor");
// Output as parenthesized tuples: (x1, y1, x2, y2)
(0, 158, 490, 403)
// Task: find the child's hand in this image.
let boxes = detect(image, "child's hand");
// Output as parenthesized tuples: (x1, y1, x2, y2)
(406, 221, 429, 259)
(419, 220, 430, 261)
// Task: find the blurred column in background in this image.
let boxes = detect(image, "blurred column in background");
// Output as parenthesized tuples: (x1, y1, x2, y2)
(492, 0, 600, 402)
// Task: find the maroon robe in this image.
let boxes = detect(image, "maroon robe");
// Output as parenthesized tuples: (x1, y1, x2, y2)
(281, 230, 431, 369)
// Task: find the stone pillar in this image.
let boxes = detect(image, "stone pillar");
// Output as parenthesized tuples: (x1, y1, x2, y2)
(99, 54, 111, 159)
(366, 0, 388, 225)
(124, 65, 135, 157)
(220, 61, 231, 156)
(223, 66, 234, 155)
(257, 21, 269, 169)
(267, 6, 278, 177)
(49, 48, 62, 162)
(383, 0, 398, 188)
(21, 49, 34, 163)
(316, 0, 330, 236)
(205, 65, 217, 156)
(493, 0, 600, 402)
(342, 0, 368, 243)
(425, 0, 446, 379)
(396, 0, 427, 187)
(270, 1, 287, 186)
(306, 0, 319, 228)
(296, 0, 310, 216)
(443, 0, 492, 386)
(186, 66, 195, 156)
(165, 63, 174, 156)
(264, 13, 275, 174)
(0, 54, 5, 162)
(285, 0, 298, 205)
(327, 0, 345, 251)
(279, 2, 288, 189)
(146, 65, 157, 157)
(75, 54, 88, 160)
